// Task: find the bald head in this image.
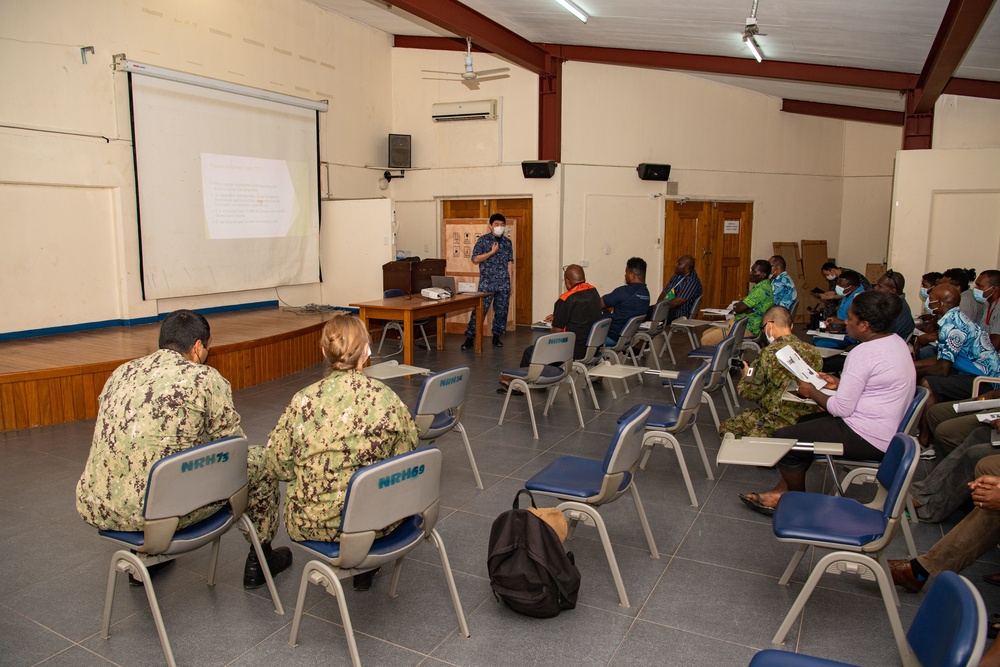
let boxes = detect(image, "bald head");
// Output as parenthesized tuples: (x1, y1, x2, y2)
(930, 283, 961, 315)
(563, 264, 586, 286)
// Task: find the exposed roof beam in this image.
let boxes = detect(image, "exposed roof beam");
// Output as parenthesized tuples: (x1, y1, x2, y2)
(781, 99, 904, 126)
(546, 44, 915, 91)
(911, 0, 996, 114)
(382, 0, 549, 74)
(944, 77, 1000, 100)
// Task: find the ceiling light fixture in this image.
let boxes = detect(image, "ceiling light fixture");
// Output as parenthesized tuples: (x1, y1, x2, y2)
(742, 0, 764, 62)
(554, 0, 589, 24)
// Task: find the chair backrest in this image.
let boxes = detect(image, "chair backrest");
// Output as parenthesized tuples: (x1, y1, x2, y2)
(529, 331, 576, 367)
(413, 366, 469, 434)
(907, 571, 986, 667)
(676, 361, 711, 416)
(874, 433, 919, 523)
(705, 335, 738, 390)
(686, 293, 703, 319)
(609, 315, 645, 352)
(338, 447, 442, 566)
(384, 289, 404, 298)
(644, 300, 670, 335)
(729, 315, 750, 344)
(580, 317, 613, 364)
(899, 386, 930, 436)
(789, 299, 799, 323)
(142, 436, 249, 553)
(603, 405, 651, 477)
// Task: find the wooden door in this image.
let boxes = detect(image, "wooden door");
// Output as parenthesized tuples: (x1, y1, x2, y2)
(663, 201, 754, 309)
(441, 198, 533, 331)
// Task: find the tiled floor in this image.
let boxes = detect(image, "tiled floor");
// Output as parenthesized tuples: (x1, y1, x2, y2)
(1, 327, 994, 666)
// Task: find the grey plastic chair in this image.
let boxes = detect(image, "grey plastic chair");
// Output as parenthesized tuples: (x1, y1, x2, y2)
(499, 331, 585, 439)
(601, 314, 648, 394)
(377, 289, 431, 354)
(662, 293, 704, 364)
(570, 317, 613, 410)
(664, 333, 738, 429)
(288, 447, 469, 667)
(411, 365, 482, 489)
(97, 436, 283, 667)
(631, 299, 670, 371)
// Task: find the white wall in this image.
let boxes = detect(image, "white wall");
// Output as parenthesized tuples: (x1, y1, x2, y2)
(934, 95, 1000, 149)
(0, 0, 393, 332)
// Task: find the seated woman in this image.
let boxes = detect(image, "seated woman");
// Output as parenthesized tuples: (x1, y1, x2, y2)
(265, 312, 419, 590)
(739, 290, 916, 516)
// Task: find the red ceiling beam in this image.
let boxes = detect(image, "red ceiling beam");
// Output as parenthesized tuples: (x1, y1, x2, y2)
(380, 0, 549, 75)
(910, 0, 996, 115)
(944, 77, 1000, 100)
(543, 44, 916, 92)
(781, 100, 904, 126)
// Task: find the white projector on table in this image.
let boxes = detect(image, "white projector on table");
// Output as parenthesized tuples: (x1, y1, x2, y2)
(421, 287, 451, 300)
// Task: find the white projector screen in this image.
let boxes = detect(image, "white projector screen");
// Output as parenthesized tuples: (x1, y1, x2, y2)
(130, 73, 321, 299)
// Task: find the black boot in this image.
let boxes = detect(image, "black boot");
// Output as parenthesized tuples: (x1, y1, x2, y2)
(461, 337, 475, 350)
(352, 567, 381, 591)
(492, 334, 503, 348)
(128, 558, 175, 587)
(244, 542, 293, 590)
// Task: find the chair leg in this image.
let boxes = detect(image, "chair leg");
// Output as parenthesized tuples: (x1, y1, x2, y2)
(418, 323, 431, 351)
(455, 423, 483, 489)
(388, 557, 405, 597)
(290, 561, 361, 667)
(906, 496, 919, 525)
(701, 394, 721, 431)
(825, 455, 846, 496)
(719, 384, 736, 419)
(692, 424, 714, 480)
(557, 501, 630, 608)
(777, 544, 810, 586)
(772, 547, 831, 646)
(106, 550, 177, 667)
(565, 378, 585, 429)
(583, 369, 601, 411)
(629, 482, 659, 559)
(517, 381, 539, 439)
(377, 325, 391, 355)
(240, 516, 284, 614)
(899, 512, 918, 560)
(543, 384, 559, 415)
(429, 528, 472, 638)
(206, 537, 221, 586)
(725, 373, 740, 412)
(663, 330, 677, 365)
(643, 431, 699, 507)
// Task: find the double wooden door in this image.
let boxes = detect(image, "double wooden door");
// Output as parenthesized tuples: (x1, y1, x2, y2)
(662, 201, 754, 310)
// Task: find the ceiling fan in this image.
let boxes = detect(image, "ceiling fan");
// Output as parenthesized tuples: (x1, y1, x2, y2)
(422, 37, 510, 89)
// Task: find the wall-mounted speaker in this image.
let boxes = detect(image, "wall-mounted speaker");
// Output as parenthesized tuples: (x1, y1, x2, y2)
(636, 163, 671, 181)
(388, 134, 411, 169)
(521, 160, 557, 179)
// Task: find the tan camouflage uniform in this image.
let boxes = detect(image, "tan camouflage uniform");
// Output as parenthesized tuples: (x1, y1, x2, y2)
(265, 370, 419, 542)
(719, 334, 823, 438)
(75, 349, 279, 542)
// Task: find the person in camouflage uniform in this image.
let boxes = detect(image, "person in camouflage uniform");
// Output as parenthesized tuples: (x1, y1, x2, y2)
(719, 305, 823, 438)
(265, 312, 419, 590)
(75, 309, 292, 589)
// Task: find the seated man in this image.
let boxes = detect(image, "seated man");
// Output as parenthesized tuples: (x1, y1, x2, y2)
(813, 269, 865, 349)
(500, 264, 602, 391)
(768, 255, 797, 310)
(656, 254, 703, 324)
(942, 267, 983, 322)
(719, 306, 822, 438)
(910, 422, 1000, 522)
(918, 386, 1000, 453)
(601, 256, 650, 345)
(701, 259, 773, 347)
(815, 262, 872, 319)
(973, 269, 1000, 350)
(76, 310, 292, 589)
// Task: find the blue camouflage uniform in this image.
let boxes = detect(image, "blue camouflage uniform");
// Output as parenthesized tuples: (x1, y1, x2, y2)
(466, 231, 514, 337)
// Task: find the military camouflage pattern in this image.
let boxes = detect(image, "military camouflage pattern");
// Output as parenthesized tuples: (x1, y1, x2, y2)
(719, 334, 823, 438)
(265, 370, 419, 542)
(75, 348, 279, 542)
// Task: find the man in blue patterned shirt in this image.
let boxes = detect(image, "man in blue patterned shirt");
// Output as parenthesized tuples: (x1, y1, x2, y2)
(768, 255, 797, 310)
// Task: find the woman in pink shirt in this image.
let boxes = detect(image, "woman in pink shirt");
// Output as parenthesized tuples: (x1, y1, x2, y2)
(740, 290, 916, 516)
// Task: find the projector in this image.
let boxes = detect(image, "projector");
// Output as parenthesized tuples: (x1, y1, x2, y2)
(421, 287, 451, 300)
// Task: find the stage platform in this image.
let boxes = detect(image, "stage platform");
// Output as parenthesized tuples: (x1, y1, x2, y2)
(0, 307, 333, 433)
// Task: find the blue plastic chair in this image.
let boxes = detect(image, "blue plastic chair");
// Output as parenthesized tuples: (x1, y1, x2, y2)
(769, 434, 920, 658)
(287, 448, 469, 667)
(663, 332, 739, 429)
(749, 571, 986, 667)
(410, 365, 482, 489)
(688, 315, 749, 360)
(570, 317, 613, 410)
(377, 289, 431, 354)
(631, 299, 670, 371)
(617, 361, 714, 507)
(524, 405, 655, 609)
(97, 436, 283, 667)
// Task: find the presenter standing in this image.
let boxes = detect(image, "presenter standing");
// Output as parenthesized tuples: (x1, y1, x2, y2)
(463, 213, 514, 349)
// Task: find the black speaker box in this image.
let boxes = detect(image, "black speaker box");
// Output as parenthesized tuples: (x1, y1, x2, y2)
(636, 163, 671, 181)
(388, 134, 411, 169)
(521, 160, 557, 179)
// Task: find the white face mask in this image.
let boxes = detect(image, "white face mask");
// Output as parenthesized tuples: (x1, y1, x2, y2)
(764, 323, 775, 344)
(363, 343, 371, 364)
(492, 226, 505, 237)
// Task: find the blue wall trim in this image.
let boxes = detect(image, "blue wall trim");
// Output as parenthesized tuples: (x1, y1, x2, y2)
(0, 301, 281, 342)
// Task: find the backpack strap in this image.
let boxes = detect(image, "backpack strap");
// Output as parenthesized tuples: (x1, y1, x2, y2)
(513, 488, 538, 510)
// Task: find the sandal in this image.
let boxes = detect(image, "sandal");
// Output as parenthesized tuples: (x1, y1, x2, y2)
(989, 613, 1000, 640)
(739, 492, 776, 517)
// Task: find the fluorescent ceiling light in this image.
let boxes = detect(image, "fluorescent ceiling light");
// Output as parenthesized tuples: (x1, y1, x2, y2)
(743, 35, 763, 63)
(554, 0, 589, 23)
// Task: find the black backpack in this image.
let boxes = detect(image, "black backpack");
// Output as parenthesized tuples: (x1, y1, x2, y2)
(487, 489, 581, 618)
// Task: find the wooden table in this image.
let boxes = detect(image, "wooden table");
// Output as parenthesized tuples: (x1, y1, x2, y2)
(350, 293, 485, 366)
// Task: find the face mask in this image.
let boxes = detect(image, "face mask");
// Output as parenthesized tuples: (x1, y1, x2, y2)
(764, 324, 775, 345)
(824, 274, 835, 282)
(363, 343, 371, 364)
(973, 287, 993, 303)
(835, 285, 847, 297)
(919, 287, 929, 299)
(492, 226, 505, 237)
(925, 297, 940, 312)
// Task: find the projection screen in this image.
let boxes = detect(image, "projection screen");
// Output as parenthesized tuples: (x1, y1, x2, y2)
(129, 72, 321, 300)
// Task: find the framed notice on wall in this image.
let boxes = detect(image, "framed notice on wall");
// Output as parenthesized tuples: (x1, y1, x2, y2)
(724, 219, 740, 234)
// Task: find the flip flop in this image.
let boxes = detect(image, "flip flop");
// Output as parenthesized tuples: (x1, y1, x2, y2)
(983, 572, 1000, 587)
(739, 492, 776, 517)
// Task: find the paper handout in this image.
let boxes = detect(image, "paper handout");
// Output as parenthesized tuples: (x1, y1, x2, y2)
(774, 345, 835, 395)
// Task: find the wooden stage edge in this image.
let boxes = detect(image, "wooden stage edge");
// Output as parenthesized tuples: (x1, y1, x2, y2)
(0, 308, 334, 433)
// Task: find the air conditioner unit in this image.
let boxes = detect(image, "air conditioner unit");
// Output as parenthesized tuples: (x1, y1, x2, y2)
(431, 99, 497, 122)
